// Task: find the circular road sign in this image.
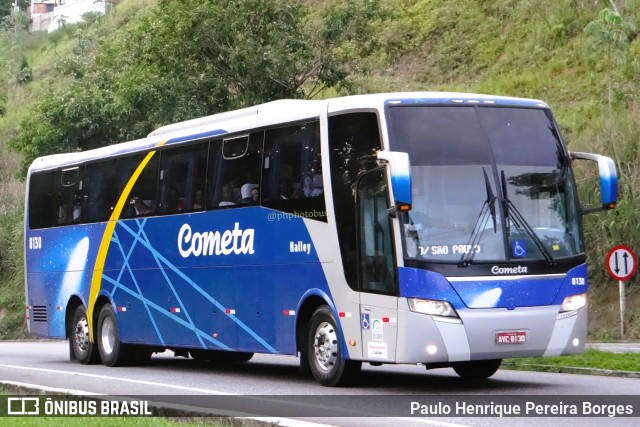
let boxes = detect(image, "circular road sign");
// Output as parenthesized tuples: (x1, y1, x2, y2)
(605, 245, 637, 281)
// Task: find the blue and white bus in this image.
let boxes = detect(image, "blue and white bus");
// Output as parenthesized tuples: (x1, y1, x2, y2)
(25, 92, 617, 386)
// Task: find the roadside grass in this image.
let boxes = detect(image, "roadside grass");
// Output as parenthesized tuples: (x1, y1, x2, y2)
(504, 349, 640, 373)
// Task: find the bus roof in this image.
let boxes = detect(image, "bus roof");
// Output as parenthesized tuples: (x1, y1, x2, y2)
(27, 92, 549, 174)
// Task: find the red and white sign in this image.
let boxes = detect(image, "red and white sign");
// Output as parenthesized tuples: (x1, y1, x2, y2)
(606, 245, 637, 281)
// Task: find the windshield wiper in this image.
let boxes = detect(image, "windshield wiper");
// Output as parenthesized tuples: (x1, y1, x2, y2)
(460, 168, 497, 267)
(501, 171, 556, 266)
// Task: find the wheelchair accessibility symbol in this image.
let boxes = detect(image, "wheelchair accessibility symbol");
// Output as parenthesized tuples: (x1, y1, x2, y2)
(512, 240, 527, 258)
(361, 313, 370, 330)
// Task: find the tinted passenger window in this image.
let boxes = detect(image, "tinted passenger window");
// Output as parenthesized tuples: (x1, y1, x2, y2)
(158, 143, 208, 214)
(28, 172, 56, 229)
(57, 167, 83, 225)
(83, 160, 117, 223)
(29, 168, 84, 228)
(262, 121, 326, 221)
(118, 153, 160, 219)
(209, 133, 263, 208)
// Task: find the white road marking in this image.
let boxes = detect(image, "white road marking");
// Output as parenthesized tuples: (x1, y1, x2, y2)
(0, 364, 234, 395)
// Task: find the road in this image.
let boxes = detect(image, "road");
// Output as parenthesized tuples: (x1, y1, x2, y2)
(1, 340, 639, 426)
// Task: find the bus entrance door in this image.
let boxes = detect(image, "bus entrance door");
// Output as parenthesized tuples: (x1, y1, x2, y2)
(357, 169, 398, 363)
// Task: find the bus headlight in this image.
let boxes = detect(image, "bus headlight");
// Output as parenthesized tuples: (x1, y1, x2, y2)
(559, 293, 587, 313)
(408, 298, 458, 318)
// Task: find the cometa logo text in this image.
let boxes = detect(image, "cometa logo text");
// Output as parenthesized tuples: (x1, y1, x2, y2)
(491, 265, 528, 275)
(178, 223, 255, 258)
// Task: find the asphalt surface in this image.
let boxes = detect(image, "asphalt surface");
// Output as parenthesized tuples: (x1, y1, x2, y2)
(1, 340, 639, 426)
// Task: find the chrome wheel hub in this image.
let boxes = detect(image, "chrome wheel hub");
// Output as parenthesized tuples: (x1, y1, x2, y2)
(100, 316, 116, 356)
(313, 321, 338, 371)
(74, 317, 90, 354)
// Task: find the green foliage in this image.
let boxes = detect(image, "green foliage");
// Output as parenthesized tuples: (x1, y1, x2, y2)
(15, 55, 30, 83)
(0, 92, 5, 117)
(584, 7, 636, 67)
(8, 0, 387, 175)
(0, 203, 26, 339)
(0, 0, 28, 15)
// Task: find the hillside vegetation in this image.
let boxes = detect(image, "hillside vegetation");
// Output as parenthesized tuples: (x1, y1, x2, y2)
(0, 0, 639, 340)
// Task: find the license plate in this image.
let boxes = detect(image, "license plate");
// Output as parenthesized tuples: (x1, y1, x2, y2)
(495, 331, 527, 344)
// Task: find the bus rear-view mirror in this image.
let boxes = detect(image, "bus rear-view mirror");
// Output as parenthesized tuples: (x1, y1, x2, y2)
(377, 151, 412, 211)
(569, 151, 618, 214)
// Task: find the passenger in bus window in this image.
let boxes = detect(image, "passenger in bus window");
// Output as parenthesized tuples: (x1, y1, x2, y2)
(193, 189, 204, 210)
(279, 178, 295, 199)
(72, 205, 82, 222)
(251, 186, 259, 204)
(240, 183, 258, 204)
(167, 184, 184, 213)
(72, 192, 83, 222)
(219, 185, 236, 207)
(58, 204, 71, 225)
(303, 165, 323, 197)
(228, 179, 241, 201)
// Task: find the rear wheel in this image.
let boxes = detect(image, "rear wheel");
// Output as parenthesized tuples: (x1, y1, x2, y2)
(307, 306, 361, 387)
(452, 359, 502, 379)
(70, 305, 100, 364)
(97, 304, 131, 367)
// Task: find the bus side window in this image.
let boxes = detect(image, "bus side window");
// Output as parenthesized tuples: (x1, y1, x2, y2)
(157, 142, 208, 214)
(58, 167, 82, 225)
(262, 121, 326, 220)
(84, 160, 117, 223)
(210, 133, 262, 209)
(118, 153, 160, 219)
(28, 172, 57, 229)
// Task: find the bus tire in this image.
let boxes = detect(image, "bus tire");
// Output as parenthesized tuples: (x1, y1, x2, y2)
(70, 305, 100, 364)
(452, 359, 502, 379)
(307, 306, 361, 387)
(97, 304, 131, 367)
(298, 349, 312, 377)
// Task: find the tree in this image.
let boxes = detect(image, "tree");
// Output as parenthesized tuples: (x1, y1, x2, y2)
(584, 7, 636, 113)
(0, 0, 27, 19)
(8, 0, 387, 175)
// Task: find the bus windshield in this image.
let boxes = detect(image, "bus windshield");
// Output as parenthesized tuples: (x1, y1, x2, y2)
(387, 105, 583, 264)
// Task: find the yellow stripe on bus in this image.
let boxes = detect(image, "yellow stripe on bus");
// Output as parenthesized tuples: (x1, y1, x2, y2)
(87, 143, 166, 341)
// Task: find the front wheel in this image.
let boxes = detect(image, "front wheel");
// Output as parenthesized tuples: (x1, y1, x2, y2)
(97, 304, 131, 367)
(307, 306, 361, 387)
(452, 359, 502, 379)
(70, 305, 100, 364)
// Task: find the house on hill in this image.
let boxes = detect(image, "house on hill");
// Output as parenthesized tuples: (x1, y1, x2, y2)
(30, 0, 119, 33)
